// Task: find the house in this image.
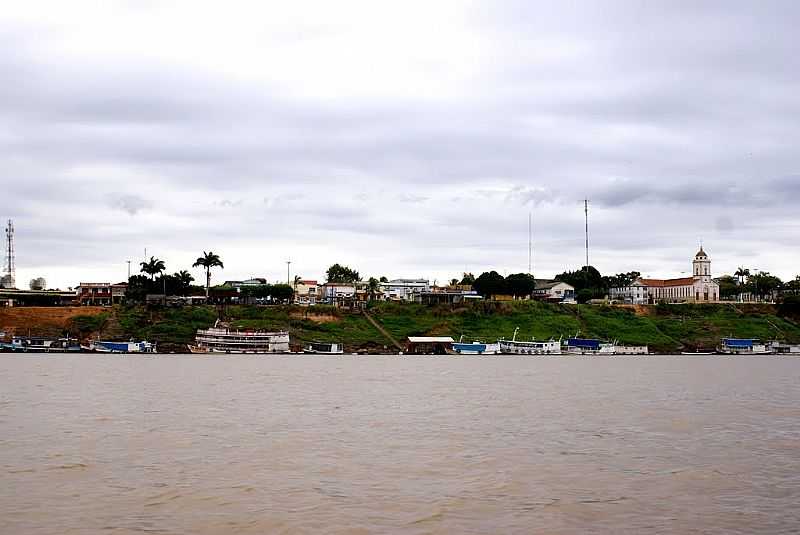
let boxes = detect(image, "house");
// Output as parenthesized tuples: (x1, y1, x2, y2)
(380, 279, 430, 301)
(293, 279, 319, 305)
(610, 248, 721, 304)
(414, 289, 482, 305)
(532, 280, 576, 303)
(76, 282, 128, 305)
(320, 282, 357, 307)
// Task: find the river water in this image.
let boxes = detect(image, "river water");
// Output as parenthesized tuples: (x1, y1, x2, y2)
(1, 355, 799, 534)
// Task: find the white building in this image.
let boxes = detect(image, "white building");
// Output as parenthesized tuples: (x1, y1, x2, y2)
(293, 279, 318, 305)
(611, 248, 720, 304)
(379, 279, 430, 301)
(532, 280, 576, 303)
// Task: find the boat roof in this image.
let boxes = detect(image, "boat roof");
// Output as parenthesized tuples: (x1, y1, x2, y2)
(407, 336, 454, 343)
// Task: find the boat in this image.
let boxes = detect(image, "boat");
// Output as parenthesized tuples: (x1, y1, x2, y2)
(87, 339, 156, 353)
(716, 338, 772, 355)
(9, 336, 82, 353)
(304, 341, 345, 354)
(499, 328, 561, 355)
(189, 323, 289, 354)
(770, 342, 800, 355)
(449, 336, 500, 355)
(563, 336, 616, 355)
(680, 350, 715, 355)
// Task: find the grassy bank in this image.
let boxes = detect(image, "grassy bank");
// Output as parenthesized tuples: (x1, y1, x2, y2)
(6, 301, 800, 353)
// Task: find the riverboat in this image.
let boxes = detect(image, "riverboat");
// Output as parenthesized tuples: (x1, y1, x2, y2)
(770, 342, 800, 355)
(190, 325, 290, 354)
(680, 350, 715, 355)
(499, 328, 561, 355)
(716, 338, 772, 355)
(9, 336, 81, 353)
(304, 341, 345, 354)
(449, 336, 500, 355)
(563, 337, 616, 355)
(87, 339, 156, 353)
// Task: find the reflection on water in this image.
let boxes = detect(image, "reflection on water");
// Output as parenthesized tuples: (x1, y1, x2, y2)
(1, 355, 799, 534)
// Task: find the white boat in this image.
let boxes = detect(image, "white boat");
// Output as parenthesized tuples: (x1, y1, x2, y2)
(11, 336, 81, 352)
(499, 328, 561, 355)
(304, 341, 345, 354)
(88, 339, 155, 353)
(190, 323, 289, 354)
(680, 350, 715, 355)
(449, 336, 500, 355)
(716, 338, 772, 355)
(770, 342, 800, 355)
(563, 336, 616, 355)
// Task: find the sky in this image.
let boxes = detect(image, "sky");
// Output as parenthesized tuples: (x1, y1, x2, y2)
(2, 0, 799, 290)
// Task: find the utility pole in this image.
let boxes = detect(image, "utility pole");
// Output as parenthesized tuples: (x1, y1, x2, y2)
(127, 260, 131, 280)
(286, 260, 291, 285)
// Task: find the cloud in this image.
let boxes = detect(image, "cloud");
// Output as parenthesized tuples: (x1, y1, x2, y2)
(1, 1, 799, 288)
(110, 194, 152, 215)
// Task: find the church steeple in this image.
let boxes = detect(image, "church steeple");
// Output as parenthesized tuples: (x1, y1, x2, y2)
(693, 247, 711, 281)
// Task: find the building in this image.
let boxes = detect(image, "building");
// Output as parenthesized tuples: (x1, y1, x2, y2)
(405, 336, 454, 355)
(76, 282, 128, 305)
(380, 279, 430, 301)
(223, 278, 266, 289)
(320, 282, 357, 306)
(532, 280, 576, 303)
(293, 279, 319, 306)
(610, 248, 721, 304)
(414, 289, 482, 305)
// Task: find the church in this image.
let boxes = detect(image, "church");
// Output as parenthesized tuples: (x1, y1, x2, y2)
(610, 247, 721, 304)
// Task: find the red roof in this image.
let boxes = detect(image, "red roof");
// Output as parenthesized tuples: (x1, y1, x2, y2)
(639, 277, 695, 288)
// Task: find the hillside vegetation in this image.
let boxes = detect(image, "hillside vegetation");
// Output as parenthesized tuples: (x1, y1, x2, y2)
(4, 301, 800, 353)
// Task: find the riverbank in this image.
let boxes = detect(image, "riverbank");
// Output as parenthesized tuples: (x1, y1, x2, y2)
(2, 301, 800, 353)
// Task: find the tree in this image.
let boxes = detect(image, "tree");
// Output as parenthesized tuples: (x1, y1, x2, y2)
(368, 277, 380, 300)
(326, 263, 360, 283)
(717, 275, 738, 300)
(473, 271, 507, 298)
(379, 276, 388, 283)
(505, 273, 536, 298)
(459, 272, 476, 285)
(576, 288, 594, 304)
(449, 278, 459, 286)
(175, 270, 194, 291)
(29, 277, 47, 291)
(193, 251, 224, 299)
(140, 256, 166, 281)
(603, 271, 641, 289)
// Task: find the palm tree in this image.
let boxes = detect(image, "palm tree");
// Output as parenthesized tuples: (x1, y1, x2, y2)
(367, 277, 380, 301)
(140, 256, 166, 281)
(176, 270, 194, 291)
(193, 251, 224, 298)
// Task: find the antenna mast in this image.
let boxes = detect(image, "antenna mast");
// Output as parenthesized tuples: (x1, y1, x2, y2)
(528, 212, 532, 276)
(3, 219, 15, 289)
(584, 199, 589, 269)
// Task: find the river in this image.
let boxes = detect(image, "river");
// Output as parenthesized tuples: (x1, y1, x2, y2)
(1, 355, 799, 534)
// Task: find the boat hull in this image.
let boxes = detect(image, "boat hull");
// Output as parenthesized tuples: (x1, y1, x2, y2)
(450, 342, 500, 355)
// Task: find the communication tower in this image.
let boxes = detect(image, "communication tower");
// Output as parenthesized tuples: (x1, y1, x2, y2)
(2, 219, 15, 289)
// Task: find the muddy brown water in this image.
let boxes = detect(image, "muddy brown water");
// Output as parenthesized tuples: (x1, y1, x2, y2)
(1, 355, 799, 534)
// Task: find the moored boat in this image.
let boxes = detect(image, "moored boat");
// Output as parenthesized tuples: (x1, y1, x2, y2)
(499, 328, 561, 355)
(563, 337, 615, 355)
(10, 336, 81, 353)
(87, 339, 155, 353)
(449, 336, 500, 355)
(190, 323, 289, 354)
(304, 341, 345, 354)
(716, 338, 772, 355)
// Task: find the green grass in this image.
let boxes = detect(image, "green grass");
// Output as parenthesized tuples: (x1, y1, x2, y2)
(71, 301, 800, 352)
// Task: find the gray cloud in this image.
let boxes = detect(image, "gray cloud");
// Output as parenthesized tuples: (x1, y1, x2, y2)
(1, 1, 799, 287)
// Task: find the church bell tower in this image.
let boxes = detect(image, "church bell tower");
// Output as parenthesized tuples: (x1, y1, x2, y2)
(693, 247, 711, 282)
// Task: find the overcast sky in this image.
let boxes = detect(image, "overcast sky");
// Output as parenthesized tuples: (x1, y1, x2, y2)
(2, 1, 799, 289)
